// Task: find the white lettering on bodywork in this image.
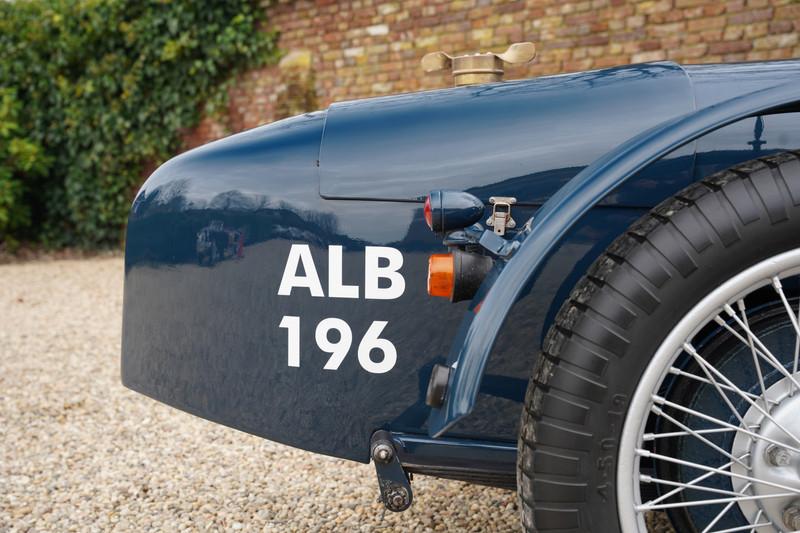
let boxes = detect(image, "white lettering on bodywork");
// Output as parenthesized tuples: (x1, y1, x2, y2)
(277, 244, 324, 297)
(328, 245, 359, 299)
(275, 244, 404, 373)
(364, 246, 405, 300)
(277, 244, 405, 300)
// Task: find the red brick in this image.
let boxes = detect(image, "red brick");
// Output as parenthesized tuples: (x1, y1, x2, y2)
(578, 34, 610, 46)
(768, 48, 794, 60)
(703, 4, 725, 16)
(687, 16, 726, 32)
(649, 11, 686, 23)
(650, 22, 687, 36)
(770, 20, 794, 34)
(725, 0, 745, 12)
(722, 52, 748, 61)
(727, 8, 773, 25)
(639, 39, 662, 51)
(496, 0, 525, 14)
(563, 58, 594, 71)
(594, 55, 627, 68)
(185, 0, 800, 146)
(775, 4, 800, 20)
(669, 42, 709, 58)
(708, 40, 752, 54)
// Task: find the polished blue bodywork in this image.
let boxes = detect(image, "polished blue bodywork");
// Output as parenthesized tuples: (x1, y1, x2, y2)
(319, 63, 694, 205)
(122, 60, 800, 478)
(429, 80, 800, 437)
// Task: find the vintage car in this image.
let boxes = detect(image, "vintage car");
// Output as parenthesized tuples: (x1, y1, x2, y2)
(122, 42, 800, 532)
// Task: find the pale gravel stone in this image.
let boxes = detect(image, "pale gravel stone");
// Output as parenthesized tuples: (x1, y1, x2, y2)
(0, 256, 519, 532)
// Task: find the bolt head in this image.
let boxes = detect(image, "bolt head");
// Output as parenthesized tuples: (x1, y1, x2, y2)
(766, 444, 792, 467)
(372, 442, 393, 463)
(783, 503, 800, 531)
(384, 487, 410, 512)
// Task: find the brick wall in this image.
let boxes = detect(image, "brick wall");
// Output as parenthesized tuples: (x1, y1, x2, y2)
(185, 0, 800, 148)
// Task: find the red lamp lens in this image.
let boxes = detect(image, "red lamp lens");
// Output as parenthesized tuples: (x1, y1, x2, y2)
(423, 195, 432, 229)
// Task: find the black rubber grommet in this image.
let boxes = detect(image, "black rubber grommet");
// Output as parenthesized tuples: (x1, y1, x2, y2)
(425, 364, 450, 408)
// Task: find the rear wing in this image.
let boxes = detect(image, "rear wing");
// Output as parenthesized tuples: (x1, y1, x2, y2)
(427, 81, 800, 437)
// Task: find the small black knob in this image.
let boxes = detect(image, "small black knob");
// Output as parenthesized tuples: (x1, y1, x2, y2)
(425, 364, 450, 408)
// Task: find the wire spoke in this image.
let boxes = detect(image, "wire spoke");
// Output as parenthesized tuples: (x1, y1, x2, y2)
(719, 305, 800, 391)
(641, 475, 753, 499)
(650, 405, 749, 468)
(704, 501, 738, 533)
(652, 395, 800, 454)
(686, 343, 800, 448)
(795, 299, 800, 377)
(637, 449, 800, 497)
(737, 299, 769, 411)
(684, 342, 750, 431)
(714, 314, 795, 383)
(747, 509, 765, 533)
(702, 482, 751, 533)
(772, 277, 800, 343)
(711, 521, 773, 533)
(794, 298, 800, 395)
(637, 491, 797, 511)
(644, 462, 734, 506)
(773, 277, 800, 397)
(644, 427, 747, 441)
(668, 366, 777, 406)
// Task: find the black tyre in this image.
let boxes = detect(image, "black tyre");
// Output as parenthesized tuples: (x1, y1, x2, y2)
(518, 151, 800, 532)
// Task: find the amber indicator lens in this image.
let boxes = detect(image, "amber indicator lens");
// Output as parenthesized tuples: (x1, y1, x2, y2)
(423, 195, 433, 229)
(427, 253, 454, 298)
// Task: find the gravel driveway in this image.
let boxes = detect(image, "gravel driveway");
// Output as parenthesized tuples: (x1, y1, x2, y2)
(0, 256, 518, 532)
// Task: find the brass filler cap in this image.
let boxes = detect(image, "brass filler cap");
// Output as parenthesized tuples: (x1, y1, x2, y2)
(421, 42, 537, 87)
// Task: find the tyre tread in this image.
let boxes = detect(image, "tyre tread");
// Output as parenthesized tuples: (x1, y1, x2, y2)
(517, 152, 800, 532)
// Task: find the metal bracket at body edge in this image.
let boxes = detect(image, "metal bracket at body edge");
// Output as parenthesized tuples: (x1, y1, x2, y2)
(370, 430, 413, 512)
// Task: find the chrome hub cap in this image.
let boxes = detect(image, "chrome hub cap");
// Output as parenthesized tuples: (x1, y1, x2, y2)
(618, 249, 800, 533)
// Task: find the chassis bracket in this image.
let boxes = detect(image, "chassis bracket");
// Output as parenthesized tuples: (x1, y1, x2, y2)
(371, 430, 413, 512)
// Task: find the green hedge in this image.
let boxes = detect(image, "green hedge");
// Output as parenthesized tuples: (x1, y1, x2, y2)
(0, 0, 277, 248)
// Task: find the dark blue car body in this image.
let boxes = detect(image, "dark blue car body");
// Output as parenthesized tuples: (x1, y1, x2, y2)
(121, 60, 800, 487)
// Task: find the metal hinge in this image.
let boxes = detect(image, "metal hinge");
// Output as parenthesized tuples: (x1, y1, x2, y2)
(486, 196, 517, 236)
(370, 430, 413, 512)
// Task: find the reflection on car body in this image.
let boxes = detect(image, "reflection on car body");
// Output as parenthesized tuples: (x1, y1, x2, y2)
(196, 220, 244, 266)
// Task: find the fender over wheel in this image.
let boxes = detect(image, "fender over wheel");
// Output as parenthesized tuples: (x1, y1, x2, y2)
(518, 151, 800, 532)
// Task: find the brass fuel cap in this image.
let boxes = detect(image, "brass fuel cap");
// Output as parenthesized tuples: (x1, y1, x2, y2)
(421, 42, 536, 86)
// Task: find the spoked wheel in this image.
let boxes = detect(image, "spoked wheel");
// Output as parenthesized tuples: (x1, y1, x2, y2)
(517, 152, 800, 533)
(618, 251, 800, 533)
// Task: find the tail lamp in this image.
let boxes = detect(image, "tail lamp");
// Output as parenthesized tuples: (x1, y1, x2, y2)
(424, 190, 484, 233)
(427, 249, 493, 302)
(427, 254, 455, 298)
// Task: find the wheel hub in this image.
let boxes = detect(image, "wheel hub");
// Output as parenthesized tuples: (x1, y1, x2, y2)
(731, 373, 800, 530)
